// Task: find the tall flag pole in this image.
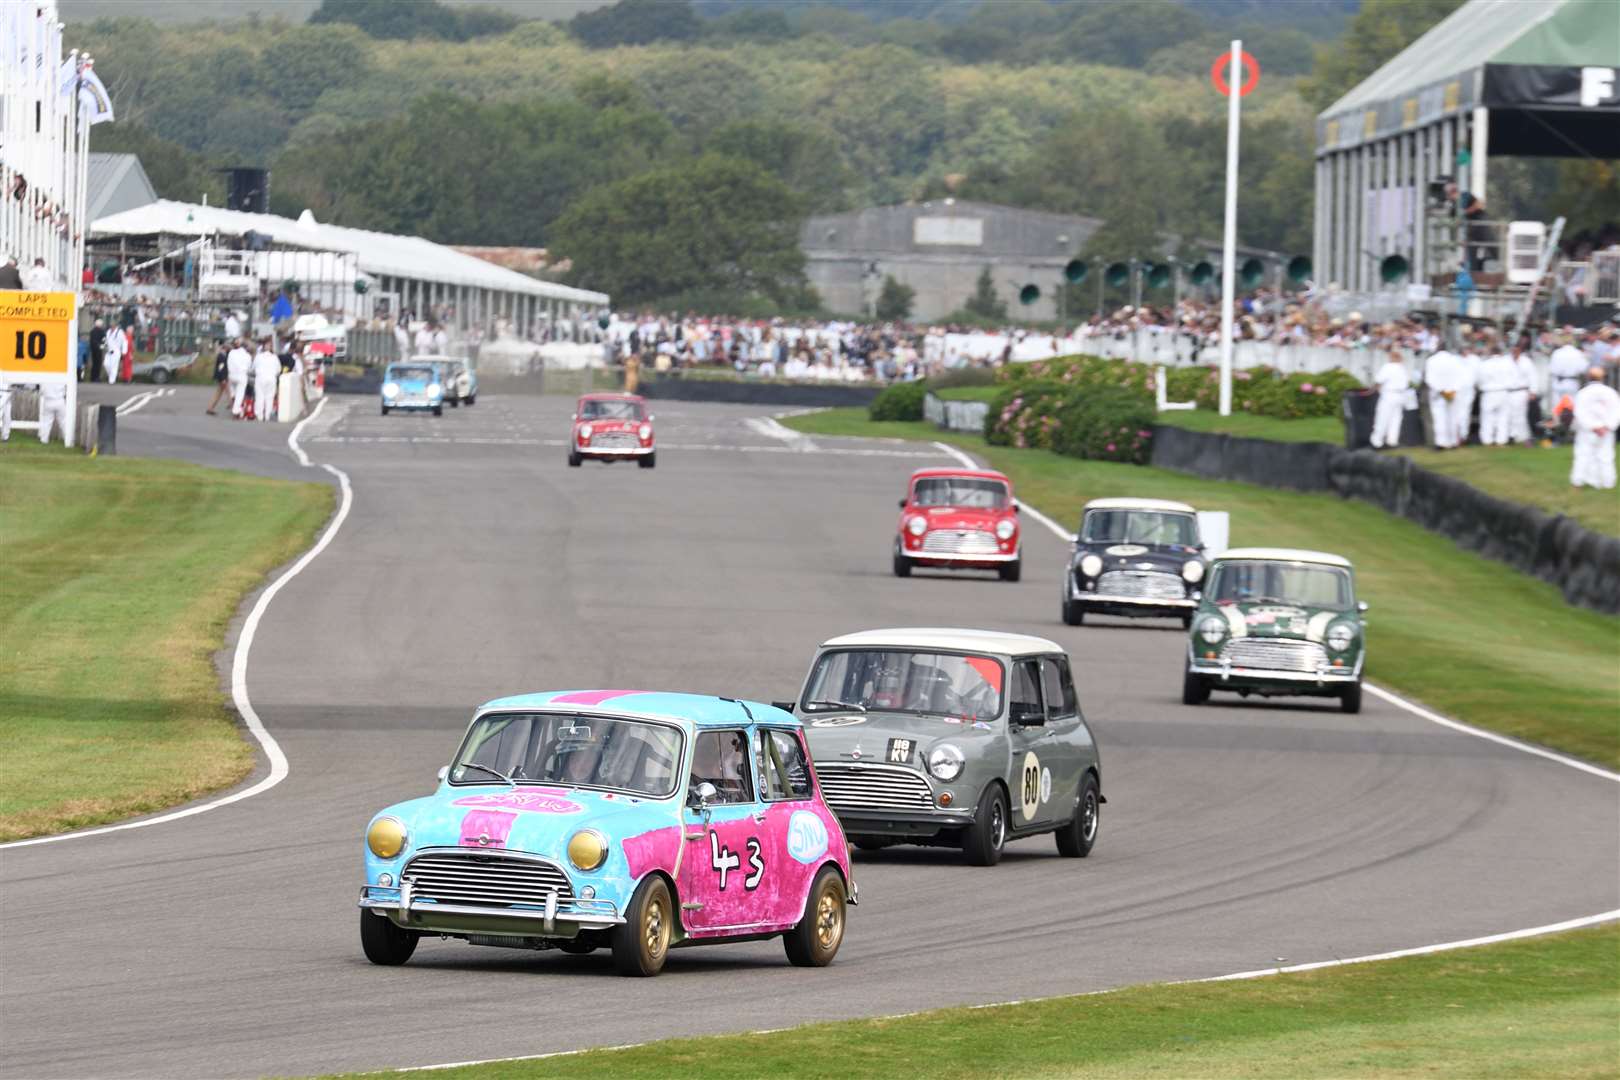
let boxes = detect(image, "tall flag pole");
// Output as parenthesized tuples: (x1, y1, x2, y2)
(1217, 38, 1242, 417)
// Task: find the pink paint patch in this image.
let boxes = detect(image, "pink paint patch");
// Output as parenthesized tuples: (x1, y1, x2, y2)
(452, 791, 583, 814)
(549, 690, 645, 706)
(622, 824, 681, 879)
(459, 809, 516, 848)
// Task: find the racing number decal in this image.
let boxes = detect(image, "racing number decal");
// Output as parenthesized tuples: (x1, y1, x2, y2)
(710, 831, 766, 891)
(1019, 751, 1042, 821)
(744, 838, 765, 890)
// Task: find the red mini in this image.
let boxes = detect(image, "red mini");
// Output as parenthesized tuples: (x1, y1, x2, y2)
(893, 467, 1021, 581)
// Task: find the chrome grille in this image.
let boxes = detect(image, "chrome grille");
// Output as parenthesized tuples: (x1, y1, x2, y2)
(403, 850, 573, 908)
(1221, 638, 1328, 673)
(814, 763, 933, 812)
(588, 432, 640, 449)
(920, 530, 999, 556)
(1095, 570, 1185, 599)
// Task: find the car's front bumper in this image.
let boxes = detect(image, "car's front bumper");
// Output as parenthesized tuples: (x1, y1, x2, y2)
(578, 444, 654, 457)
(1188, 658, 1363, 689)
(1067, 574, 1196, 614)
(830, 807, 978, 838)
(383, 397, 441, 410)
(899, 549, 1020, 564)
(358, 884, 624, 937)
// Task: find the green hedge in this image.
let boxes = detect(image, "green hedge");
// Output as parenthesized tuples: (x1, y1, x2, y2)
(985, 381, 1155, 464)
(869, 380, 928, 421)
(999, 354, 1361, 421)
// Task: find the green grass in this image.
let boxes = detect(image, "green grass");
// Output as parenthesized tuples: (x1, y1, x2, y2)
(785, 409, 1620, 769)
(1396, 444, 1620, 539)
(319, 923, 1620, 1080)
(0, 440, 332, 841)
(1156, 408, 1344, 444)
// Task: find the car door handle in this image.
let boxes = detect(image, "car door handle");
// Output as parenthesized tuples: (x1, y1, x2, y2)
(751, 811, 768, 824)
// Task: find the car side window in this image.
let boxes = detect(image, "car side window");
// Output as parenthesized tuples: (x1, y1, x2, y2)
(1011, 660, 1043, 718)
(757, 729, 813, 801)
(689, 729, 754, 804)
(1041, 657, 1079, 719)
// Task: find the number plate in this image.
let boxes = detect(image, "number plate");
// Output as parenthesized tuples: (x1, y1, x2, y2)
(886, 738, 915, 764)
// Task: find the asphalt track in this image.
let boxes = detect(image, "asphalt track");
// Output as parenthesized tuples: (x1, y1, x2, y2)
(3, 386, 1617, 1079)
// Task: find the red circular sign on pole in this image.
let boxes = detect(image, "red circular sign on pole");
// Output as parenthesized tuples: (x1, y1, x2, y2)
(1211, 50, 1260, 97)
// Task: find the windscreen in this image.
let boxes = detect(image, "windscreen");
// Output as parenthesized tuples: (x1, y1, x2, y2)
(1082, 510, 1198, 546)
(580, 399, 645, 420)
(802, 650, 1004, 719)
(389, 365, 433, 382)
(1208, 561, 1353, 610)
(911, 477, 1009, 510)
(452, 712, 683, 797)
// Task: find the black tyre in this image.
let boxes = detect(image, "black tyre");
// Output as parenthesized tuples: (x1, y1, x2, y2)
(639, 453, 656, 469)
(359, 910, 418, 966)
(853, 838, 894, 852)
(151, 368, 171, 384)
(961, 784, 1008, 866)
(1181, 612, 1194, 629)
(432, 404, 443, 417)
(893, 543, 911, 578)
(1182, 668, 1209, 705)
(466, 394, 476, 405)
(380, 405, 390, 416)
(1056, 772, 1100, 858)
(449, 397, 460, 408)
(568, 451, 582, 467)
(783, 866, 846, 967)
(558, 937, 599, 955)
(999, 558, 1022, 582)
(611, 875, 673, 977)
(1341, 680, 1362, 714)
(1062, 599, 1085, 625)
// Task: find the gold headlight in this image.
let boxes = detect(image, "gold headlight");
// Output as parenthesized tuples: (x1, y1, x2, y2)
(567, 829, 608, 871)
(367, 816, 407, 859)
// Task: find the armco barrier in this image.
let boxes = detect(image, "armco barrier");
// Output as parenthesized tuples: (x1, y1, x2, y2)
(924, 392, 991, 434)
(1151, 424, 1620, 615)
(636, 375, 880, 408)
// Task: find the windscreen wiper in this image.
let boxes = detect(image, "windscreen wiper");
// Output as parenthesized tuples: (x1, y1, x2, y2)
(805, 700, 868, 712)
(457, 761, 516, 786)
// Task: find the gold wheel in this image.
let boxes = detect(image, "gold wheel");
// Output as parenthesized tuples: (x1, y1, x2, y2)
(643, 892, 669, 963)
(814, 883, 843, 952)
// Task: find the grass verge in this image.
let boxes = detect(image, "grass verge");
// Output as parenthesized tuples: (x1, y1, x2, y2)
(1155, 407, 1343, 444)
(1395, 444, 1620, 539)
(319, 923, 1620, 1080)
(786, 408, 1620, 769)
(0, 439, 332, 841)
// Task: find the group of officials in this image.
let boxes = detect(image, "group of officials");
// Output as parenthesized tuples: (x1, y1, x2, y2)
(204, 337, 298, 421)
(1368, 328, 1619, 488)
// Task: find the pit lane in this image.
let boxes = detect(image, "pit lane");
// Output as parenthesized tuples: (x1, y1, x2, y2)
(1, 388, 1615, 1079)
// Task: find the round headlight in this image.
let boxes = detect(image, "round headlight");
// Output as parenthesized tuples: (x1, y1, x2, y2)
(1327, 623, 1356, 652)
(995, 518, 1016, 540)
(367, 816, 407, 859)
(579, 423, 594, 440)
(1079, 553, 1103, 578)
(638, 423, 653, 440)
(567, 829, 608, 871)
(427, 383, 442, 397)
(381, 382, 399, 398)
(907, 515, 927, 536)
(1197, 616, 1227, 644)
(927, 743, 965, 782)
(1182, 559, 1205, 583)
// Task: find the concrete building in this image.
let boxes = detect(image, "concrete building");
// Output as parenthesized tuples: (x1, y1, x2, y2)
(802, 200, 1103, 322)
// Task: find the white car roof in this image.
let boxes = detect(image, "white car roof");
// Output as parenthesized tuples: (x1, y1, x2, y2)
(1083, 497, 1196, 513)
(819, 627, 1065, 657)
(1214, 547, 1353, 568)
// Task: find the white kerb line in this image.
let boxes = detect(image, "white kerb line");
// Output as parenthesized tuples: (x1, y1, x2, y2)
(0, 397, 352, 850)
(932, 440, 1076, 542)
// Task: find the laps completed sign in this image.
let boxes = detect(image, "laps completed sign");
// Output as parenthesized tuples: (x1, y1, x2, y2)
(0, 291, 77, 379)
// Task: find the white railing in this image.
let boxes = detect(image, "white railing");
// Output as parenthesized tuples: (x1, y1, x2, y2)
(1556, 251, 1620, 307)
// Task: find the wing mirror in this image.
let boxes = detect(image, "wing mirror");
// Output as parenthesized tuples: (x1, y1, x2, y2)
(898, 498, 907, 509)
(436, 765, 448, 783)
(689, 781, 718, 812)
(771, 700, 797, 713)
(1357, 601, 1369, 613)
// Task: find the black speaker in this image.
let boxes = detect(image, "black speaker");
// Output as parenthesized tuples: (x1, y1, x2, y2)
(223, 168, 270, 213)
